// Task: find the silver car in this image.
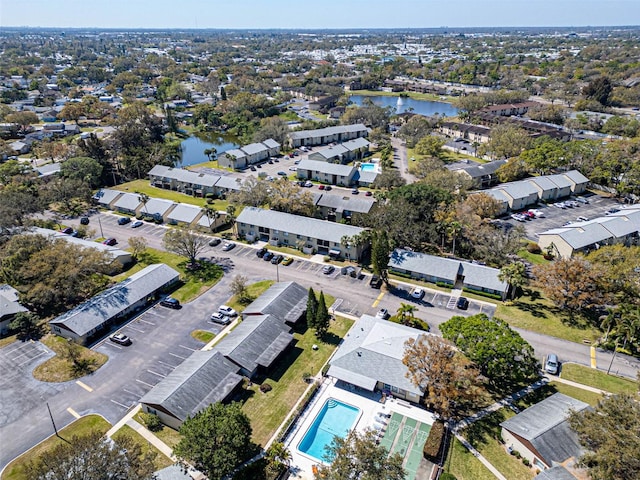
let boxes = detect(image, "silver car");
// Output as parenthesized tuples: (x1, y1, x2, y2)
(545, 354, 559, 375)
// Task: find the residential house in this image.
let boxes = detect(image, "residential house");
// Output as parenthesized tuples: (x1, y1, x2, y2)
(296, 159, 357, 186)
(527, 176, 563, 202)
(308, 95, 339, 112)
(545, 174, 573, 198)
(327, 314, 428, 403)
(140, 351, 243, 430)
(166, 203, 203, 226)
(141, 198, 177, 220)
(440, 121, 492, 144)
(456, 160, 507, 189)
(236, 207, 368, 260)
(500, 393, 589, 471)
(388, 249, 509, 299)
(479, 101, 540, 117)
(217, 139, 281, 170)
(480, 189, 510, 215)
(562, 170, 589, 194)
(49, 264, 180, 345)
(315, 193, 376, 222)
(148, 165, 218, 197)
(537, 207, 640, 258)
(241, 281, 308, 327)
(93, 189, 124, 209)
(289, 124, 369, 148)
(308, 138, 370, 164)
(112, 192, 143, 215)
(0, 285, 28, 335)
(493, 182, 540, 211)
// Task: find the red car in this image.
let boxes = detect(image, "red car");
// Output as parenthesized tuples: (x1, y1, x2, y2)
(318, 185, 325, 190)
(103, 238, 117, 246)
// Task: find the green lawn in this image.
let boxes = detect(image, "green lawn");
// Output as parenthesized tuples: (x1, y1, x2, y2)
(191, 330, 216, 343)
(113, 179, 230, 211)
(560, 363, 638, 395)
(112, 425, 173, 471)
(461, 409, 535, 480)
(517, 248, 551, 266)
(1, 415, 110, 480)
(134, 412, 182, 449)
(242, 315, 353, 446)
(33, 334, 108, 383)
(226, 280, 275, 314)
(495, 290, 601, 344)
(113, 248, 223, 303)
(444, 438, 496, 480)
(514, 382, 603, 410)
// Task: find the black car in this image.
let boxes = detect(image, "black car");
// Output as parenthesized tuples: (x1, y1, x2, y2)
(263, 251, 274, 261)
(61, 227, 74, 234)
(369, 275, 382, 289)
(160, 297, 181, 309)
(456, 297, 469, 310)
(109, 333, 132, 346)
(208, 237, 222, 246)
(117, 217, 131, 225)
(256, 247, 268, 258)
(271, 254, 284, 265)
(80, 217, 90, 225)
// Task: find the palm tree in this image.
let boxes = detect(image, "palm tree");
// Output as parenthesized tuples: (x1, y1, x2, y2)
(201, 205, 219, 230)
(396, 303, 417, 326)
(266, 442, 291, 468)
(203, 147, 217, 162)
(447, 221, 463, 256)
(137, 192, 150, 214)
(226, 204, 237, 235)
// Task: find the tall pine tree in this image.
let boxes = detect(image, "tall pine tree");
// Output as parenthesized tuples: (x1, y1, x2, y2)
(315, 291, 330, 338)
(306, 288, 318, 330)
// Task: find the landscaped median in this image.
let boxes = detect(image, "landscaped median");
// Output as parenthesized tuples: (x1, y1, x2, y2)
(33, 334, 107, 382)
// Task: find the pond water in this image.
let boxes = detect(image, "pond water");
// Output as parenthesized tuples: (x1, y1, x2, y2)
(349, 94, 459, 117)
(178, 132, 240, 166)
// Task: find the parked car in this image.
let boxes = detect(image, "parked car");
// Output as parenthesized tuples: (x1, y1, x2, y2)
(289, 166, 297, 171)
(131, 220, 144, 228)
(250, 165, 257, 171)
(80, 217, 90, 225)
(109, 333, 131, 346)
(365, 191, 373, 196)
(222, 242, 235, 251)
(304, 181, 312, 187)
(271, 254, 284, 265)
(566, 200, 580, 208)
(318, 184, 325, 190)
(103, 237, 117, 246)
(511, 213, 526, 222)
(369, 275, 382, 289)
(410, 287, 425, 300)
(545, 353, 559, 375)
(376, 308, 390, 319)
(210, 312, 231, 325)
(218, 305, 238, 317)
(208, 237, 222, 246)
(529, 209, 545, 218)
(322, 265, 335, 275)
(574, 196, 589, 204)
(522, 211, 535, 219)
(256, 247, 268, 258)
(282, 257, 294, 266)
(324, 185, 332, 191)
(577, 216, 589, 222)
(605, 208, 620, 215)
(61, 227, 74, 234)
(71, 230, 81, 237)
(347, 266, 357, 278)
(118, 217, 131, 225)
(351, 188, 359, 195)
(456, 297, 469, 310)
(277, 171, 287, 176)
(160, 297, 181, 309)
(553, 202, 567, 209)
(263, 251, 274, 261)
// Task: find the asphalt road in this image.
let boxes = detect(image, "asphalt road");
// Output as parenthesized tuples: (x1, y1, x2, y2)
(1, 209, 638, 469)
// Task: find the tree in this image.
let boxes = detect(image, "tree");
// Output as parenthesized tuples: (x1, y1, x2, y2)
(314, 291, 330, 338)
(403, 335, 486, 420)
(498, 262, 528, 299)
(59, 102, 86, 124)
(440, 314, 540, 392)
(533, 257, 608, 322)
(371, 169, 406, 190)
(252, 116, 289, 146)
(9, 312, 40, 340)
(396, 303, 417, 326)
(137, 192, 150, 214)
(583, 76, 613, 106)
(316, 430, 405, 480)
(307, 287, 319, 330)
(397, 115, 434, 148)
(25, 430, 156, 480)
(519, 138, 567, 175)
(341, 99, 391, 129)
(163, 228, 209, 265)
(371, 230, 391, 285)
(414, 135, 445, 158)
(569, 394, 640, 480)
(174, 402, 255, 480)
(495, 158, 528, 182)
(480, 124, 531, 160)
(60, 156, 104, 188)
(5, 111, 38, 133)
(231, 275, 250, 303)
(128, 236, 148, 261)
(585, 245, 640, 303)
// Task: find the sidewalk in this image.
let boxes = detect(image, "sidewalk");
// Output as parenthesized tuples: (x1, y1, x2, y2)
(125, 418, 176, 461)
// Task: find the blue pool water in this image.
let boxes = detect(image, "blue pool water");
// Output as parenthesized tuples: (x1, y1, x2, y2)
(298, 398, 361, 463)
(360, 162, 378, 172)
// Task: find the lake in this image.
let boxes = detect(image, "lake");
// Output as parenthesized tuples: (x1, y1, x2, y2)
(348, 94, 459, 117)
(178, 132, 240, 166)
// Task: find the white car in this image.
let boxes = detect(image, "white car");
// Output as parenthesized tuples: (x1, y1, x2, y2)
(410, 287, 425, 300)
(376, 308, 390, 319)
(218, 305, 238, 317)
(529, 209, 545, 218)
(210, 312, 231, 325)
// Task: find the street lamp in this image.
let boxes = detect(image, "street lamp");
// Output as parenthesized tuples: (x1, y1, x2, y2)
(97, 216, 104, 238)
(275, 261, 280, 283)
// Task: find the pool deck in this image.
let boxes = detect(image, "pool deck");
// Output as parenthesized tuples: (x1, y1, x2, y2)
(285, 377, 436, 479)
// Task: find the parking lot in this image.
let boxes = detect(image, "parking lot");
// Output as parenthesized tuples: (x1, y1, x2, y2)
(503, 193, 624, 241)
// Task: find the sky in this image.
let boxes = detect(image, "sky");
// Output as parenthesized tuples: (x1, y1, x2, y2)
(1, 0, 639, 29)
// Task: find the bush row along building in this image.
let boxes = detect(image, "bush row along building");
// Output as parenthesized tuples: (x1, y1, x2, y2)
(140, 281, 308, 429)
(537, 206, 640, 258)
(481, 170, 589, 214)
(49, 264, 181, 345)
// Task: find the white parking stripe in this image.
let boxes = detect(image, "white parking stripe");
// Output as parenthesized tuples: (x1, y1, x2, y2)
(17, 350, 47, 367)
(136, 378, 155, 388)
(126, 325, 145, 333)
(147, 369, 165, 378)
(179, 344, 197, 352)
(158, 360, 177, 368)
(137, 319, 155, 325)
(104, 342, 123, 350)
(110, 399, 131, 409)
(169, 352, 186, 360)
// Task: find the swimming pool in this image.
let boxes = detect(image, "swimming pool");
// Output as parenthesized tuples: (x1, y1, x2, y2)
(298, 398, 361, 463)
(360, 162, 379, 172)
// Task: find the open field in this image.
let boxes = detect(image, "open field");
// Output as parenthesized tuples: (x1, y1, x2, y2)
(560, 363, 638, 395)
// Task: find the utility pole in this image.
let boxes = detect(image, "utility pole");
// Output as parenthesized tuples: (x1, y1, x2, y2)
(98, 216, 104, 238)
(46, 402, 59, 437)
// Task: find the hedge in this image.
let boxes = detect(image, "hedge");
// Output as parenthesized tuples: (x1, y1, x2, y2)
(462, 287, 502, 300)
(423, 420, 445, 461)
(436, 281, 454, 289)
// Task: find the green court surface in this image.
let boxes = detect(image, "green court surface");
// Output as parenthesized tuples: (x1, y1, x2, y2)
(393, 417, 417, 457)
(379, 413, 432, 480)
(380, 412, 403, 450)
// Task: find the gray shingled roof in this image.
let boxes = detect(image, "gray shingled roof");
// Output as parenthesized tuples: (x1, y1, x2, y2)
(316, 194, 375, 214)
(166, 203, 202, 224)
(213, 314, 293, 373)
(93, 188, 123, 206)
(310, 144, 350, 161)
(262, 138, 280, 149)
(242, 281, 308, 324)
(483, 189, 510, 204)
(113, 192, 142, 211)
(224, 148, 246, 159)
(354, 170, 379, 184)
(498, 181, 539, 201)
(328, 314, 426, 396)
(0, 285, 28, 319)
(148, 165, 219, 187)
(593, 212, 640, 237)
(562, 170, 589, 185)
(297, 159, 356, 177)
(533, 466, 580, 480)
(236, 207, 365, 244)
(527, 176, 559, 192)
(241, 142, 268, 156)
(551, 223, 614, 249)
(213, 176, 243, 191)
(546, 174, 572, 189)
(501, 393, 588, 466)
(49, 264, 180, 337)
(139, 350, 242, 421)
(144, 198, 176, 216)
(458, 160, 507, 179)
(342, 137, 370, 150)
(289, 124, 368, 140)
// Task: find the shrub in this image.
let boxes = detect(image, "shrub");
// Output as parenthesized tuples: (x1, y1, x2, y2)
(423, 420, 445, 461)
(436, 281, 454, 289)
(140, 412, 163, 432)
(522, 458, 530, 467)
(323, 256, 331, 262)
(260, 383, 272, 393)
(440, 474, 458, 480)
(462, 287, 502, 300)
(526, 242, 542, 254)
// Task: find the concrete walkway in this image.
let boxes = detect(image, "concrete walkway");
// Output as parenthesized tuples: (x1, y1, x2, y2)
(553, 374, 611, 395)
(125, 418, 176, 461)
(454, 433, 508, 480)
